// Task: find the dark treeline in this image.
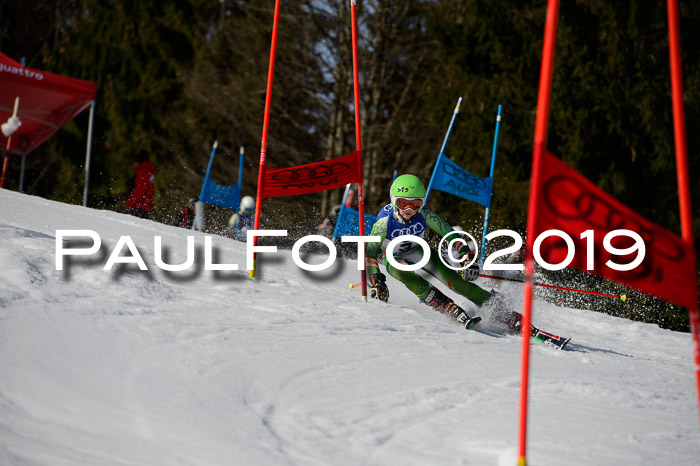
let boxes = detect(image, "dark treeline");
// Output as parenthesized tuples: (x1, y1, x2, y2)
(1, 0, 698, 330)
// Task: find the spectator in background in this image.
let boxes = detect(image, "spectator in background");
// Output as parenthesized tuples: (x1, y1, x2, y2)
(318, 186, 359, 259)
(229, 195, 256, 241)
(318, 186, 357, 238)
(174, 197, 197, 229)
(122, 151, 156, 219)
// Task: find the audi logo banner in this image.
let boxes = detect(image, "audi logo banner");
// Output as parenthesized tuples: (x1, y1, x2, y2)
(534, 150, 696, 309)
(429, 153, 493, 207)
(261, 151, 361, 198)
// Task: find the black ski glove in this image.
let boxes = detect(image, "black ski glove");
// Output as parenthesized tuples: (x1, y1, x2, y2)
(368, 272, 389, 302)
(457, 250, 480, 282)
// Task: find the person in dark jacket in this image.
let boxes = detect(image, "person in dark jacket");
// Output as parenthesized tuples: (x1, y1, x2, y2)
(174, 197, 197, 229)
(122, 151, 156, 219)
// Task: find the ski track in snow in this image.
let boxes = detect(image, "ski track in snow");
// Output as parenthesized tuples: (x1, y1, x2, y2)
(1, 189, 699, 466)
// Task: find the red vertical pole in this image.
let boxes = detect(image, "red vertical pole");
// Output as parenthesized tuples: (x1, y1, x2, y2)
(519, 1, 560, 464)
(250, 0, 282, 278)
(666, 0, 700, 424)
(350, 0, 367, 300)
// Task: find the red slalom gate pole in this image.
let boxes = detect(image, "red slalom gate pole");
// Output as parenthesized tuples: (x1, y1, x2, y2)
(479, 274, 627, 300)
(250, 0, 281, 279)
(520, 1, 560, 465)
(350, 0, 367, 301)
(666, 0, 700, 424)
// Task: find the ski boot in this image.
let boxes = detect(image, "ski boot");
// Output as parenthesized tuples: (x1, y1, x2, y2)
(422, 287, 482, 329)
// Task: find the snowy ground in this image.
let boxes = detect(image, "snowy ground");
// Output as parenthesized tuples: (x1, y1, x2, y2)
(1, 188, 699, 466)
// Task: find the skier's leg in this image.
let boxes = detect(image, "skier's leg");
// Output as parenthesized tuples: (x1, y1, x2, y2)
(383, 257, 433, 300)
(383, 253, 481, 328)
(411, 247, 493, 306)
(400, 248, 524, 328)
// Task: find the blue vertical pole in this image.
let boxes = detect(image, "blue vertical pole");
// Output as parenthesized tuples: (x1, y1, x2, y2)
(480, 105, 502, 265)
(425, 97, 462, 206)
(232, 147, 245, 240)
(238, 146, 245, 186)
(199, 140, 219, 201)
(392, 168, 398, 182)
(195, 140, 218, 231)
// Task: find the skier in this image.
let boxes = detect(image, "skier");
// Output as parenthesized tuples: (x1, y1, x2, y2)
(173, 197, 197, 229)
(365, 174, 569, 348)
(229, 195, 255, 241)
(365, 174, 492, 327)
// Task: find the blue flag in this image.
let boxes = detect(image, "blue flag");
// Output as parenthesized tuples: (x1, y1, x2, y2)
(200, 178, 242, 210)
(332, 205, 378, 239)
(430, 153, 493, 207)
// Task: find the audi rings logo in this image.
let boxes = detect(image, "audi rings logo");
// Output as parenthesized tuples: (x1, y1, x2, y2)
(544, 176, 685, 262)
(542, 175, 685, 283)
(388, 222, 425, 239)
(443, 163, 489, 189)
(272, 162, 351, 190)
(440, 162, 490, 198)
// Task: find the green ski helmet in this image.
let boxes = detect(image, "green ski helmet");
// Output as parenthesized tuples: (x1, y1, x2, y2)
(390, 174, 426, 212)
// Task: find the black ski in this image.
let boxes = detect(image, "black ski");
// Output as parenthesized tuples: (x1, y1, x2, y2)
(506, 312, 571, 350)
(531, 327, 571, 350)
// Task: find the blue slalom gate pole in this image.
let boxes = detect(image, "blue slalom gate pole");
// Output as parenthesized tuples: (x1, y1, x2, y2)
(480, 105, 502, 265)
(199, 140, 219, 201)
(195, 140, 219, 231)
(425, 97, 462, 206)
(238, 146, 245, 186)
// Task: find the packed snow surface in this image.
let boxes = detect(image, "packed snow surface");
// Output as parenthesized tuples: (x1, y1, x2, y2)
(1, 189, 699, 465)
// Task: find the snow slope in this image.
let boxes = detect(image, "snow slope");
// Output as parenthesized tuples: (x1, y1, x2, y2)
(1, 189, 699, 466)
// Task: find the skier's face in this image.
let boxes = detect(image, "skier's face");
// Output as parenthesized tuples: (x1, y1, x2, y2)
(395, 197, 422, 221)
(397, 207, 418, 221)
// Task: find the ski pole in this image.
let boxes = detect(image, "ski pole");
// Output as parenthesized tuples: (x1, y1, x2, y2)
(479, 273, 627, 301)
(349, 282, 362, 289)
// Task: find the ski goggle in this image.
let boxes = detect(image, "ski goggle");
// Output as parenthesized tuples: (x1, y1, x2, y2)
(395, 197, 424, 211)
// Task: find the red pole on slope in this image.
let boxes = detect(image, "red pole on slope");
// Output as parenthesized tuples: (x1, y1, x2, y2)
(350, 0, 367, 300)
(519, 1, 560, 464)
(250, 0, 282, 278)
(666, 0, 700, 425)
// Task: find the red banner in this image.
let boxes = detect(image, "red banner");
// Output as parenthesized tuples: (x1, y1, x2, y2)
(261, 151, 361, 198)
(534, 150, 697, 309)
